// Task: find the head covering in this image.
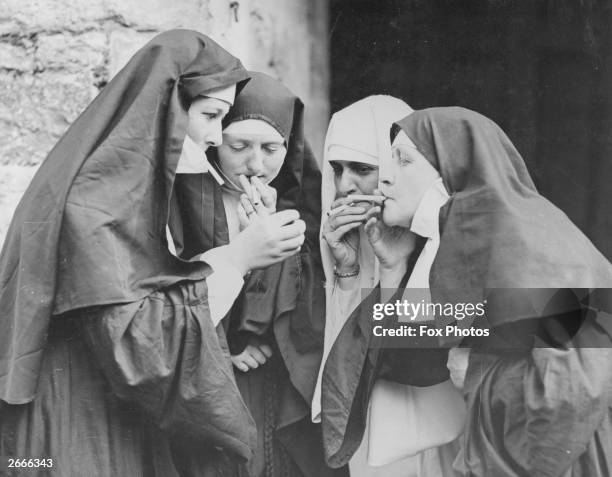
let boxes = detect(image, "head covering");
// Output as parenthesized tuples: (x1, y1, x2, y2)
(204, 83, 236, 105)
(222, 71, 297, 142)
(0, 29, 249, 405)
(320, 96, 414, 305)
(392, 107, 612, 333)
(312, 95, 413, 422)
(223, 118, 284, 141)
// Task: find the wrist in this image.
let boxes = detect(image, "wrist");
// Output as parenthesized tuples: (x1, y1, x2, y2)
(334, 264, 360, 278)
(216, 244, 250, 276)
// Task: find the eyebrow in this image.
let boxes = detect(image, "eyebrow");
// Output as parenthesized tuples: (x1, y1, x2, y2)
(329, 160, 377, 168)
(222, 133, 285, 144)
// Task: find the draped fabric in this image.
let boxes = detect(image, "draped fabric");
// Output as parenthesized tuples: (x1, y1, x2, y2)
(393, 106, 612, 476)
(0, 29, 249, 406)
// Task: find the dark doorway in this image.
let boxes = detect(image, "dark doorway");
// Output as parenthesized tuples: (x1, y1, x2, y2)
(330, 0, 612, 260)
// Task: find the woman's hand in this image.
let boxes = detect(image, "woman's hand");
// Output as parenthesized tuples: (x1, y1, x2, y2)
(364, 205, 417, 271)
(237, 175, 277, 229)
(321, 197, 369, 273)
(231, 336, 274, 372)
(221, 209, 305, 274)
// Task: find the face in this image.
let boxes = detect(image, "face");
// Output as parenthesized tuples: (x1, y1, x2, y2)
(329, 161, 378, 198)
(216, 119, 287, 185)
(379, 130, 440, 227)
(186, 97, 231, 150)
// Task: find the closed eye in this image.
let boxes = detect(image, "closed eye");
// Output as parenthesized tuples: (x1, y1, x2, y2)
(229, 142, 248, 151)
(263, 143, 284, 154)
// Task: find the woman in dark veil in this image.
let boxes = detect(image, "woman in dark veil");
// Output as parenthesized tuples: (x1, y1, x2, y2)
(371, 106, 612, 476)
(0, 30, 307, 476)
(167, 71, 344, 477)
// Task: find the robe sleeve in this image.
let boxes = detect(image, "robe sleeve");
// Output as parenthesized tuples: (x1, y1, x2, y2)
(79, 278, 256, 461)
(461, 305, 612, 477)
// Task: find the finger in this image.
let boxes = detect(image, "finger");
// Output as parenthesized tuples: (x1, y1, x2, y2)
(334, 206, 367, 216)
(240, 194, 256, 216)
(259, 344, 273, 358)
(251, 176, 275, 209)
(279, 219, 306, 240)
(238, 174, 254, 200)
(331, 221, 363, 239)
(278, 234, 305, 252)
(330, 214, 368, 230)
(231, 357, 250, 373)
(364, 217, 381, 243)
(242, 354, 259, 369)
(248, 347, 268, 365)
(327, 205, 366, 218)
(237, 203, 250, 229)
(364, 206, 381, 220)
(272, 209, 300, 226)
(250, 182, 261, 205)
(330, 196, 355, 209)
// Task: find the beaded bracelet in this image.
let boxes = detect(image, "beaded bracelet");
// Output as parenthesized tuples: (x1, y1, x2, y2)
(333, 265, 360, 278)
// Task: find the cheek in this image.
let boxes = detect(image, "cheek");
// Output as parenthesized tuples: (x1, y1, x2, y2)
(358, 172, 379, 194)
(186, 115, 204, 143)
(263, 154, 285, 182)
(217, 148, 245, 175)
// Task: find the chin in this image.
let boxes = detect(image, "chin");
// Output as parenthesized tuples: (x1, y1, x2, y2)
(382, 207, 400, 227)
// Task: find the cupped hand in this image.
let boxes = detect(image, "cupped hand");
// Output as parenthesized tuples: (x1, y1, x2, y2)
(363, 205, 417, 270)
(228, 209, 305, 274)
(321, 197, 368, 273)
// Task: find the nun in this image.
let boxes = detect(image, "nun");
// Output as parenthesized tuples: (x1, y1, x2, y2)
(167, 71, 343, 477)
(0, 31, 306, 476)
(377, 106, 612, 476)
(313, 96, 464, 476)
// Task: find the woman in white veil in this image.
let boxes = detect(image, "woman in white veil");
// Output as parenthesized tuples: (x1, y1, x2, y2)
(312, 96, 420, 476)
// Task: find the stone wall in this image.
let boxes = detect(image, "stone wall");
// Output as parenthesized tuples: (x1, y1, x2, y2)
(0, 0, 329, 245)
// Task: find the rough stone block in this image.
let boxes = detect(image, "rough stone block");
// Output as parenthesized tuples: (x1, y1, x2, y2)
(0, 43, 35, 72)
(2, 0, 107, 32)
(0, 164, 39, 248)
(0, 71, 94, 166)
(36, 31, 107, 73)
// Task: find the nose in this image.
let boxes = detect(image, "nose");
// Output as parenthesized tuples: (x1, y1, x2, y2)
(336, 171, 358, 197)
(204, 120, 223, 148)
(246, 147, 264, 176)
(378, 151, 396, 189)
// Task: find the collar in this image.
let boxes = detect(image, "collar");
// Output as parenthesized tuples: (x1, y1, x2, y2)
(175, 135, 224, 185)
(410, 178, 449, 239)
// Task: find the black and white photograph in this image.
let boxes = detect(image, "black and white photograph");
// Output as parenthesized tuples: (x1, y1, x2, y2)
(0, 1, 611, 476)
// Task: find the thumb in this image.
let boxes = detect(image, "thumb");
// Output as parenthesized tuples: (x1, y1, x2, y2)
(364, 217, 381, 244)
(237, 203, 250, 230)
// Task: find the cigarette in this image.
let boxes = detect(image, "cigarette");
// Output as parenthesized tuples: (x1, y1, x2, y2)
(346, 194, 385, 203)
(251, 182, 261, 204)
